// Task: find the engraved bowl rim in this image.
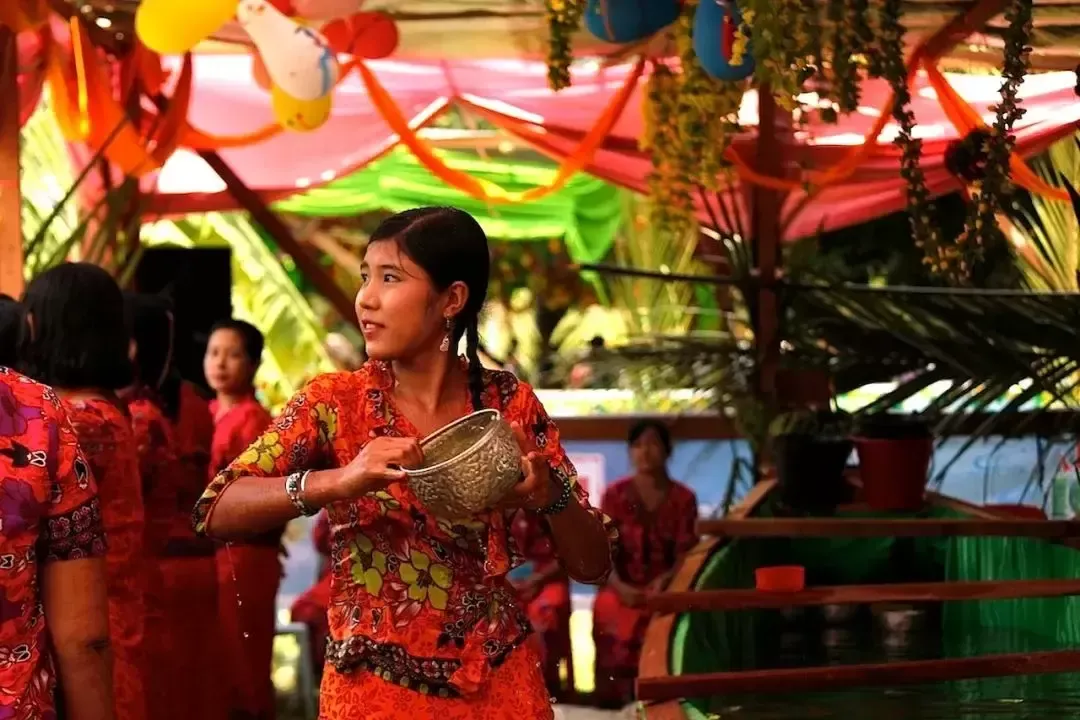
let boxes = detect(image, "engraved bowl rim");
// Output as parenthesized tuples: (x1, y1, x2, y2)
(403, 408, 511, 478)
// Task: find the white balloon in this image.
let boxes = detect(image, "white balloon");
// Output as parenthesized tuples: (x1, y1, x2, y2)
(237, 0, 340, 101)
(292, 0, 364, 20)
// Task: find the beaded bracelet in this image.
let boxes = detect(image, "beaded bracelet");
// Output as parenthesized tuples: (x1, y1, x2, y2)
(538, 471, 573, 516)
(285, 470, 318, 517)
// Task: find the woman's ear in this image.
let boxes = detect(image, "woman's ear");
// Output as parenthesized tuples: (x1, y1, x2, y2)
(444, 281, 469, 318)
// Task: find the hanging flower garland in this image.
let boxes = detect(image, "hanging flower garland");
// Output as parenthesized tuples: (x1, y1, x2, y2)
(641, 0, 745, 241)
(545, 0, 586, 91)
(878, 0, 950, 280)
(955, 0, 1032, 276)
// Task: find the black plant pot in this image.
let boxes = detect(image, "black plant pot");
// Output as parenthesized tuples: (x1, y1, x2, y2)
(774, 434, 854, 513)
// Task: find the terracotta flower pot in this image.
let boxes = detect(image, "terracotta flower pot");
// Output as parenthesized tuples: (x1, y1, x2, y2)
(855, 435, 933, 511)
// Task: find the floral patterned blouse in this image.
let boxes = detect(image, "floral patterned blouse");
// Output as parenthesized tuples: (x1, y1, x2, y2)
(193, 361, 614, 697)
(0, 369, 106, 719)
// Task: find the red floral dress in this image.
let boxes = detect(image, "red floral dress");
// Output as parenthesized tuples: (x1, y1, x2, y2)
(193, 362, 615, 720)
(63, 396, 147, 720)
(509, 513, 571, 693)
(128, 388, 223, 720)
(210, 394, 279, 720)
(592, 478, 698, 688)
(0, 369, 106, 719)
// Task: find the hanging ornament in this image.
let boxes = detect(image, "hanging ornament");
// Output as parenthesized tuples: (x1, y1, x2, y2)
(251, 52, 272, 90)
(292, 0, 365, 20)
(271, 83, 332, 131)
(583, 0, 679, 44)
(693, 0, 754, 81)
(238, 0, 339, 101)
(321, 11, 399, 58)
(136, 0, 239, 54)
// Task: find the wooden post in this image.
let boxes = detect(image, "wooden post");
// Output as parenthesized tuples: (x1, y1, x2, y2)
(0, 27, 24, 297)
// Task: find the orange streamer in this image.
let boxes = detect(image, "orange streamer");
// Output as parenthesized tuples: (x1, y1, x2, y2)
(353, 57, 645, 204)
(921, 60, 1071, 201)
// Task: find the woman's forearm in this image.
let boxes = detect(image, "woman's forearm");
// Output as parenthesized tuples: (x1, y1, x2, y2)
(545, 500, 612, 583)
(54, 639, 115, 720)
(204, 469, 344, 539)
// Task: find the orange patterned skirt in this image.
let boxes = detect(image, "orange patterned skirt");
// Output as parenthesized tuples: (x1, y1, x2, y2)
(317, 639, 554, 720)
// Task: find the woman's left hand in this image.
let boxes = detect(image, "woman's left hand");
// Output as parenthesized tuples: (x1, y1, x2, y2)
(497, 422, 559, 511)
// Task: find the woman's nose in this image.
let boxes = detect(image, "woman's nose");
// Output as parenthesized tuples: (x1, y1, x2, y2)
(356, 284, 376, 310)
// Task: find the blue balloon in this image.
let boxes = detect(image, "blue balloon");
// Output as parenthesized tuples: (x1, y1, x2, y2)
(693, 0, 755, 81)
(583, 0, 680, 44)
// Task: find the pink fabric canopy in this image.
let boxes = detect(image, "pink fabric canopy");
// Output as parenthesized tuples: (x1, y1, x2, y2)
(148, 55, 1080, 239)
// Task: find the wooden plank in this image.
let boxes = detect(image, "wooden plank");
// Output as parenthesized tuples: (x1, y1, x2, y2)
(0, 27, 23, 298)
(637, 650, 1080, 701)
(648, 578, 1080, 614)
(637, 481, 776, 719)
(698, 517, 1080, 539)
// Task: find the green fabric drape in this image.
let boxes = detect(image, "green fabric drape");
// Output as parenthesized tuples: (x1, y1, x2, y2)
(273, 148, 626, 265)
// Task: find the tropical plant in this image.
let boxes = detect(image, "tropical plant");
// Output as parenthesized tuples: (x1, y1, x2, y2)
(20, 99, 145, 282)
(1007, 134, 1080, 292)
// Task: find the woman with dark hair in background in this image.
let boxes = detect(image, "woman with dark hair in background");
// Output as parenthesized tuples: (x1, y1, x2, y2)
(0, 294, 22, 366)
(203, 318, 278, 720)
(591, 420, 698, 708)
(193, 206, 614, 719)
(18, 262, 147, 720)
(125, 293, 223, 720)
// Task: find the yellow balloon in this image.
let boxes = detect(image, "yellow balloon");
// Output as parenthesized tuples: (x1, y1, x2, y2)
(135, 0, 239, 55)
(271, 84, 332, 133)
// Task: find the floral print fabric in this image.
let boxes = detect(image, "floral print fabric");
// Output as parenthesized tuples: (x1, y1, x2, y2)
(63, 397, 147, 720)
(0, 369, 106, 719)
(193, 361, 614, 711)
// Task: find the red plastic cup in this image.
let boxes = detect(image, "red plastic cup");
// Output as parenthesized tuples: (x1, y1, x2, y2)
(755, 565, 806, 592)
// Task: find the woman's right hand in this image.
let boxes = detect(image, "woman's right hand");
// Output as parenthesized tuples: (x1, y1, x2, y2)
(334, 436, 423, 500)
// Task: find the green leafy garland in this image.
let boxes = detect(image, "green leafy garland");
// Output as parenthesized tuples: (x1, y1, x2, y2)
(641, 0, 745, 241)
(878, 0, 948, 280)
(545, 0, 586, 91)
(956, 0, 1033, 277)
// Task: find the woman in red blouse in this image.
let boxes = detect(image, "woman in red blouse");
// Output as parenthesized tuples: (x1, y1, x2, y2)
(509, 513, 572, 700)
(204, 319, 279, 720)
(19, 263, 147, 720)
(591, 420, 698, 707)
(0, 368, 114, 720)
(193, 207, 615, 720)
(126, 293, 224, 720)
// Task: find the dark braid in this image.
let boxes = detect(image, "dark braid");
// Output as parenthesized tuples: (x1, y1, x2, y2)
(464, 318, 484, 410)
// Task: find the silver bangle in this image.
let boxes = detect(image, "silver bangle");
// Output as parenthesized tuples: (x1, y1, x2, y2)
(285, 470, 318, 517)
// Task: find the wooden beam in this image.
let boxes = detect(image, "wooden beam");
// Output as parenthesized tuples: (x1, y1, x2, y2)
(648, 578, 1080, 614)
(637, 650, 1080, 701)
(697, 517, 1080, 539)
(198, 149, 359, 330)
(0, 27, 23, 298)
(637, 480, 777, 719)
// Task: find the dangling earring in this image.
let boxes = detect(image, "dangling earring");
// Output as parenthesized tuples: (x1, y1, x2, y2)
(439, 317, 452, 353)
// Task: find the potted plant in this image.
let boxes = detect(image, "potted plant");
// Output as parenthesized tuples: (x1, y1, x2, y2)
(769, 409, 854, 514)
(853, 414, 934, 512)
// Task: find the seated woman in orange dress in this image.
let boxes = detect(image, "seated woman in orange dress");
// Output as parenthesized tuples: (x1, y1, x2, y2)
(193, 207, 615, 720)
(510, 512, 573, 700)
(592, 420, 698, 708)
(204, 319, 279, 720)
(126, 293, 224, 720)
(0, 367, 114, 719)
(19, 263, 147, 720)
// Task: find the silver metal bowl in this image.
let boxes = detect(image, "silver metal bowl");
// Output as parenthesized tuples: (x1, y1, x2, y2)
(404, 409, 522, 519)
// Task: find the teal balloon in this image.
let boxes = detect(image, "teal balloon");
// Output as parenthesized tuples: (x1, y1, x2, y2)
(693, 0, 754, 81)
(583, 0, 679, 44)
